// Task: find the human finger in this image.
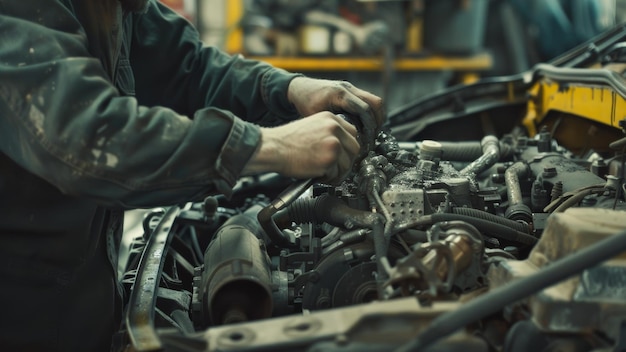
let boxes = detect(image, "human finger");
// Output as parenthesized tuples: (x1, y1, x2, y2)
(321, 162, 339, 184)
(344, 84, 385, 129)
(331, 113, 358, 138)
(330, 84, 376, 132)
(328, 114, 361, 161)
(337, 144, 355, 177)
(332, 90, 377, 158)
(322, 146, 353, 185)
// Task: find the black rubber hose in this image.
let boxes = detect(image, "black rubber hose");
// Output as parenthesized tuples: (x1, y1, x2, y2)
(430, 213, 537, 246)
(505, 162, 528, 207)
(282, 194, 379, 229)
(438, 141, 483, 161)
(401, 229, 429, 245)
(609, 137, 626, 150)
(257, 205, 293, 247)
(460, 136, 500, 176)
(395, 227, 626, 352)
(504, 161, 533, 223)
(283, 197, 320, 225)
(280, 194, 389, 292)
(451, 208, 529, 234)
(258, 179, 315, 247)
(435, 141, 514, 162)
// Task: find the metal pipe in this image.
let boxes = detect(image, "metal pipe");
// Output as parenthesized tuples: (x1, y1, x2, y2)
(279, 194, 389, 296)
(257, 178, 315, 247)
(505, 162, 527, 206)
(504, 161, 532, 222)
(200, 213, 274, 326)
(460, 136, 500, 176)
(396, 227, 626, 352)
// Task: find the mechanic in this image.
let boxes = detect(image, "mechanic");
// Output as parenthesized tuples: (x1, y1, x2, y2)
(0, 0, 384, 351)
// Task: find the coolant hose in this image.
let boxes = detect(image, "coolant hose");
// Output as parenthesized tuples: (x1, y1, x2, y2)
(504, 161, 533, 222)
(281, 194, 380, 229)
(417, 140, 513, 162)
(429, 213, 537, 246)
(395, 227, 626, 352)
(279, 194, 389, 294)
(438, 141, 483, 161)
(505, 162, 527, 206)
(451, 207, 529, 234)
(258, 178, 315, 247)
(460, 136, 500, 176)
(405, 140, 514, 162)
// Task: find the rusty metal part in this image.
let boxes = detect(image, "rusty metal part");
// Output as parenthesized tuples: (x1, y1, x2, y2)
(460, 135, 500, 176)
(489, 208, 626, 341)
(258, 178, 315, 247)
(158, 297, 487, 352)
(199, 213, 274, 326)
(381, 189, 426, 225)
(504, 161, 532, 222)
(397, 209, 626, 352)
(382, 221, 483, 298)
(126, 206, 180, 351)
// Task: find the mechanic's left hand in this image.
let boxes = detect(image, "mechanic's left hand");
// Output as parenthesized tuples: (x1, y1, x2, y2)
(287, 77, 385, 158)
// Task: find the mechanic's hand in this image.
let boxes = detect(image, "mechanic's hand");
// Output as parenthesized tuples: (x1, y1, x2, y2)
(287, 77, 385, 158)
(243, 112, 360, 184)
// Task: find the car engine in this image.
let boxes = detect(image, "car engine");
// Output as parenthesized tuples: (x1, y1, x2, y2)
(117, 25, 626, 352)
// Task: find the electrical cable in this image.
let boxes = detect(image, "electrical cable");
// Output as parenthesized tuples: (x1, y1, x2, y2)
(613, 146, 626, 210)
(394, 213, 537, 246)
(543, 183, 606, 213)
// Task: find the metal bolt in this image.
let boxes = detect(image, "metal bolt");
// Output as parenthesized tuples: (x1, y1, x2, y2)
(542, 167, 557, 178)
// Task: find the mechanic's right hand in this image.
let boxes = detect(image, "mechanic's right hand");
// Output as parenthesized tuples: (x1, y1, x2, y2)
(242, 112, 360, 184)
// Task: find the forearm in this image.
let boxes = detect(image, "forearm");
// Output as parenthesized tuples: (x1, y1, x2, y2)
(0, 4, 260, 207)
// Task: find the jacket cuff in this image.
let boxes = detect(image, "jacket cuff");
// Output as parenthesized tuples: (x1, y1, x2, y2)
(261, 67, 303, 120)
(214, 117, 261, 197)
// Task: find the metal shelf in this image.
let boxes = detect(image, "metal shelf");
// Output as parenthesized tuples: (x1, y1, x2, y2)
(246, 53, 493, 72)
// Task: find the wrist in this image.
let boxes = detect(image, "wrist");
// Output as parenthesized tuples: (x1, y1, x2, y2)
(241, 127, 286, 175)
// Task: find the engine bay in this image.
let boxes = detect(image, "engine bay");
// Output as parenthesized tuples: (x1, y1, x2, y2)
(117, 25, 626, 352)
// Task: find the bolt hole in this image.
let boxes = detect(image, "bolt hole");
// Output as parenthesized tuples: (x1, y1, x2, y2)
(294, 323, 311, 331)
(229, 332, 244, 342)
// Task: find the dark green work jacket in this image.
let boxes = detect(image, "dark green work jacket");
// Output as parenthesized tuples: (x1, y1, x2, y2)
(0, 1, 299, 350)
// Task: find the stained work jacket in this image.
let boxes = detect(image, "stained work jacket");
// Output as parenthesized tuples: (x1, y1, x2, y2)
(0, 0, 299, 350)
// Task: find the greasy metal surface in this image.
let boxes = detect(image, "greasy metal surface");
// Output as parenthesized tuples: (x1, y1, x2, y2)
(525, 153, 605, 194)
(126, 206, 180, 351)
(488, 208, 626, 340)
(381, 189, 425, 224)
(201, 221, 273, 325)
(190, 297, 476, 351)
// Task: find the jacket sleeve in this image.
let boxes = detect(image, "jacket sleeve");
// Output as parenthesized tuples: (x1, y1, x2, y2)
(0, 0, 274, 208)
(130, 0, 302, 126)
